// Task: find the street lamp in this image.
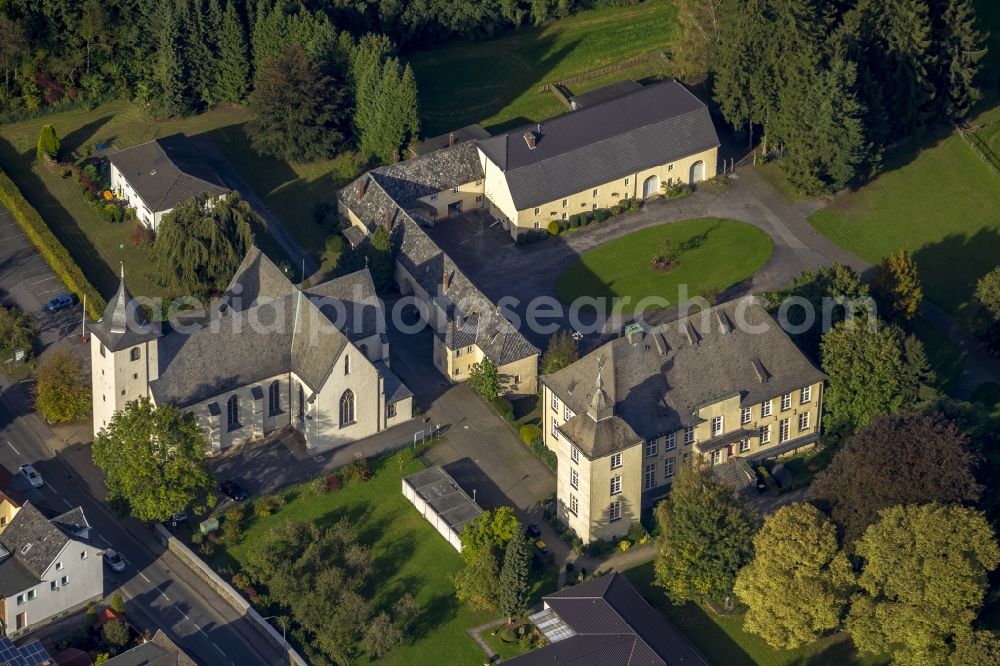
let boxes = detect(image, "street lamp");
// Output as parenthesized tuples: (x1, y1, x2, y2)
(261, 615, 288, 647)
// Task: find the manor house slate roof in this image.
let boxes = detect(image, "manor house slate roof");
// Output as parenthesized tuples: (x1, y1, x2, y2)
(108, 133, 229, 213)
(146, 248, 387, 406)
(410, 124, 491, 156)
(0, 503, 89, 596)
(338, 142, 484, 227)
(542, 297, 825, 459)
(394, 215, 539, 367)
(507, 571, 707, 665)
(478, 79, 720, 209)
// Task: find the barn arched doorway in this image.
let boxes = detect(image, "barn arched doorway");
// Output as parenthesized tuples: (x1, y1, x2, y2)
(642, 175, 659, 198)
(689, 160, 705, 184)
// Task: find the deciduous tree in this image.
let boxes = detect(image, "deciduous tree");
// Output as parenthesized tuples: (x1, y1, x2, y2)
(949, 630, 1000, 665)
(247, 43, 348, 161)
(152, 193, 254, 294)
(654, 460, 756, 606)
(363, 612, 401, 658)
(92, 397, 216, 522)
(469, 358, 502, 403)
(847, 504, 1000, 664)
(734, 503, 854, 649)
(0, 305, 36, 354)
(36, 124, 60, 161)
(33, 349, 91, 423)
(871, 250, 923, 322)
(541, 330, 579, 374)
(811, 412, 981, 546)
(452, 546, 501, 612)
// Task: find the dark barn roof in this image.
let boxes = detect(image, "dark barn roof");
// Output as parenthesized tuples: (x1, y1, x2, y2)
(410, 124, 491, 156)
(108, 133, 229, 213)
(507, 572, 708, 665)
(478, 79, 719, 209)
(570, 80, 643, 109)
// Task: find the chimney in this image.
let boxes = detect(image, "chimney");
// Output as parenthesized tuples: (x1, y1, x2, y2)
(523, 131, 536, 150)
(442, 271, 451, 294)
(383, 208, 393, 231)
(355, 175, 369, 199)
(448, 132, 455, 147)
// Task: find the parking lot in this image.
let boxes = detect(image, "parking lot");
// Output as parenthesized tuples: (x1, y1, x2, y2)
(0, 208, 89, 365)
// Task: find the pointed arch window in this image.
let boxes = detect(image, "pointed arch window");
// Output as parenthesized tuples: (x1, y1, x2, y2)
(227, 395, 240, 431)
(340, 390, 355, 427)
(268, 381, 281, 415)
(344, 354, 351, 375)
(298, 383, 305, 421)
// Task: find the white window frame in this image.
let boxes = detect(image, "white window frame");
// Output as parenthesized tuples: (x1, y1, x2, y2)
(562, 199, 568, 208)
(610, 452, 623, 469)
(646, 439, 658, 458)
(551, 393, 559, 412)
(610, 475, 622, 495)
(711, 416, 723, 437)
(799, 412, 810, 431)
(551, 417, 560, 439)
(739, 439, 751, 453)
(781, 393, 792, 411)
(564, 405, 574, 420)
(644, 463, 656, 490)
(570, 468, 579, 489)
(571, 444, 579, 464)
(609, 500, 622, 522)
(570, 494, 578, 515)
(741, 407, 752, 424)
(27, 589, 36, 600)
(665, 432, 676, 450)
(761, 400, 772, 417)
(779, 419, 790, 442)
(801, 385, 812, 403)
(683, 425, 695, 444)
(761, 424, 771, 444)
(664, 457, 675, 478)
(711, 450, 722, 465)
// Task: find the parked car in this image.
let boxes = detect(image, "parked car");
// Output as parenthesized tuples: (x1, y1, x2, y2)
(220, 481, 247, 502)
(18, 464, 43, 488)
(103, 549, 126, 572)
(44, 294, 74, 312)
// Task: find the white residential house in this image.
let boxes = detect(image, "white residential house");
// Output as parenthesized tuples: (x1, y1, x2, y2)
(88, 248, 414, 453)
(0, 502, 103, 637)
(108, 133, 230, 230)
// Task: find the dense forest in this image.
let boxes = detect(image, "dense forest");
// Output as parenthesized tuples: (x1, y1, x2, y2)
(675, 0, 988, 194)
(0, 0, 639, 120)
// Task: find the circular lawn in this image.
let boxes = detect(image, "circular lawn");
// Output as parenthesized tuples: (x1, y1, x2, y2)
(555, 218, 773, 313)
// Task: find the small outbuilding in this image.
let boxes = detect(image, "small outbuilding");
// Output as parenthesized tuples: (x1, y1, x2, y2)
(402, 466, 482, 552)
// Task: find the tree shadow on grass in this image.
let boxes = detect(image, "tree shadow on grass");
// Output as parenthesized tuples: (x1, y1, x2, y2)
(911, 228, 1000, 319)
(407, 593, 462, 642)
(61, 115, 115, 159)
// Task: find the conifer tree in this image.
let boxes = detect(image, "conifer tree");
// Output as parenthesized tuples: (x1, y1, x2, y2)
(217, 0, 251, 103)
(931, 0, 987, 119)
(497, 529, 531, 623)
(366, 224, 395, 293)
(152, 7, 187, 117)
(871, 250, 923, 322)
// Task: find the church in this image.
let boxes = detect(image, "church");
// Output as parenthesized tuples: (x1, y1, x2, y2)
(87, 248, 413, 453)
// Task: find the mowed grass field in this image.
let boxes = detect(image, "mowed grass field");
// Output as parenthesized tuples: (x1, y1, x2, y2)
(0, 101, 257, 297)
(625, 562, 887, 666)
(409, 1, 677, 135)
(808, 129, 1000, 319)
(555, 218, 773, 312)
(210, 448, 557, 665)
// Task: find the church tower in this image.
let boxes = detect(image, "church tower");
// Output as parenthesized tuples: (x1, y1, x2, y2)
(88, 266, 161, 437)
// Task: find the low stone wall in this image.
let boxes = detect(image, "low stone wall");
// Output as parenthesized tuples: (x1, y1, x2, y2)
(153, 523, 307, 666)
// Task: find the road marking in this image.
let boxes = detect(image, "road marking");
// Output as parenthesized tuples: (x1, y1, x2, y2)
(28, 275, 57, 285)
(48, 484, 61, 496)
(139, 572, 151, 583)
(160, 591, 171, 602)
(213, 643, 226, 656)
(6, 441, 20, 456)
(98, 535, 113, 547)
(0, 233, 26, 242)
(60, 498, 72, 509)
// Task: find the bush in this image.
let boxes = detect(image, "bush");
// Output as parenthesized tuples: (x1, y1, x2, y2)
(344, 456, 372, 482)
(310, 476, 329, 496)
(324, 234, 344, 257)
(109, 592, 125, 613)
(627, 522, 647, 543)
(36, 124, 60, 161)
(101, 619, 129, 648)
(627, 197, 642, 212)
(519, 423, 542, 446)
(547, 220, 561, 235)
(610, 204, 623, 215)
(327, 474, 342, 491)
(0, 170, 105, 318)
(593, 208, 611, 222)
(757, 465, 779, 495)
(663, 183, 691, 200)
(232, 571, 251, 590)
(618, 539, 631, 552)
(499, 628, 516, 643)
(128, 223, 154, 248)
(491, 397, 515, 422)
(527, 438, 557, 470)
(569, 214, 582, 228)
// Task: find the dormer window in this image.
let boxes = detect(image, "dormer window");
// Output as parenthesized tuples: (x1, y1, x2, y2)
(711, 416, 724, 437)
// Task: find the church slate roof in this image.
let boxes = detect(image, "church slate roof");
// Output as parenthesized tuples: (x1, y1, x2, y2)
(108, 134, 229, 213)
(478, 79, 719, 210)
(145, 248, 383, 406)
(542, 297, 825, 457)
(507, 572, 707, 666)
(88, 267, 160, 353)
(394, 215, 539, 367)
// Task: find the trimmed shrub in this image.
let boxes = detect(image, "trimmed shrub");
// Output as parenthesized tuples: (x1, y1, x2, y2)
(593, 209, 611, 222)
(569, 215, 581, 228)
(344, 456, 372, 482)
(36, 124, 60, 161)
(310, 475, 329, 495)
(627, 197, 642, 212)
(610, 204, 623, 215)
(0, 170, 105, 318)
(324, 234, 344, 256)
(519, 423, 542, 446)
(547, 220, 561, 235)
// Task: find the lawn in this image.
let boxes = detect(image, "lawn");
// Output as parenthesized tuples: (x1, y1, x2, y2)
(409, 1, 677, 135)
(808, 129, 1000, 320)
(624, 562, 887, 666)
(208, 448, 555, 665)
(0, 101, 293, 298)
(555, 218, 773, 313)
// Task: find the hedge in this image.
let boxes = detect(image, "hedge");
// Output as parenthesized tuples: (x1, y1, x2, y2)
(0, 169, 105, 318)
